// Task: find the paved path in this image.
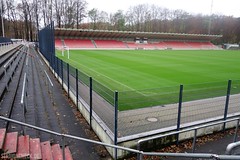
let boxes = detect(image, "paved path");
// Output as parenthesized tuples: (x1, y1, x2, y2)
(118, 94, 240, 139)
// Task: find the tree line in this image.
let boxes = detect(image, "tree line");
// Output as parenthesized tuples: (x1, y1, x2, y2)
(0, 0, 239, 43)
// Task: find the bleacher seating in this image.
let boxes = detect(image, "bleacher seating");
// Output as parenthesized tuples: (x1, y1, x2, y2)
(187, 42, 204, 49)
(164, 41, 189, 49)
(154, 42, 167, 49)
(55, 38, 217, 50)
(94, 40, 126, 48)
(126, 42, 138, 49)
(201, 42, 217, 49)
(0, 46, 24, 102)
(0, 128, 73, 159)
(64, 39, 95, 48)
(126, 42, 158, 49)
(187, 41, 216, 49)
(55, 39, 62, 48)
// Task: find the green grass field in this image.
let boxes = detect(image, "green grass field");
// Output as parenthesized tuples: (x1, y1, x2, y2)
(56, 50, 240, 110)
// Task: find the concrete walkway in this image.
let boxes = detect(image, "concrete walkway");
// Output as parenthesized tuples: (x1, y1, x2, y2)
(118, 94, 240, 140)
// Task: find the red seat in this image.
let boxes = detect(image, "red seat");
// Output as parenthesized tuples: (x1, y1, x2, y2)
(64, 39, 95, 49)
(95, 40, 126, 48)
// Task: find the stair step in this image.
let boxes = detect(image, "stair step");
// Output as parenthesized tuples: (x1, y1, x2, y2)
(52, 144, 63, 160)
(41, 141, 53, 160)
(64, 146, 73, 160)
(0, 128, 6, 149)
(2, 132, 18, 154)
(16, 135, 30, 158)
(30, 138, 42, 160)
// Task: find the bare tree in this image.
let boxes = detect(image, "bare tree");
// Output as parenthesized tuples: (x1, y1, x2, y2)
(54, 0, 64, 28)
(110, 10, 125, 31)
(1, 0, 240, 43)
(76, 0, 87, 29)
(88, 8, 98, 29)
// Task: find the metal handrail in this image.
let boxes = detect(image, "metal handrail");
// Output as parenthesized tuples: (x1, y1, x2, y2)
(226, 141, 240, 155)
(141, 152, 240, 160)
(0, 116, 140, 160)
(0, 116, 240, 160)
(1, 116, 240, 160)
(137, 117, 240, 159)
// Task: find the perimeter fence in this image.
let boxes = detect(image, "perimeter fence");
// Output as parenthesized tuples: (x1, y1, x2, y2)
(38, 24, 240, 153)
(48, 52, 240, 140)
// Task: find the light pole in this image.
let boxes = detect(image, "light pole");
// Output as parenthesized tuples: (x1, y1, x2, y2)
(0, 0, 5, 37)
(208, 0, 214, 35)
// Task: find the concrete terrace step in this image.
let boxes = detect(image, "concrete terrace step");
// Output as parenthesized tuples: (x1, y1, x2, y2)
(64, 146, 74, 160)
(0, 128, 6, 149)
(16, 135, 30, 158)
(30, 138, 42, 160)
(2, 132, 18, 155)
(41, 141, 53, 160)
(0, 129, 73, 160)
(52, 144, 63, 160)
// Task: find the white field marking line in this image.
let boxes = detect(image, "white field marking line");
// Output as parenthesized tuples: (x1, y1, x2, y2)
(67, 58, 148, 96)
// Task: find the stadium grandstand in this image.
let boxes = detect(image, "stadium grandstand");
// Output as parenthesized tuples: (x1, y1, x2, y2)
(54, 28, 222, 50)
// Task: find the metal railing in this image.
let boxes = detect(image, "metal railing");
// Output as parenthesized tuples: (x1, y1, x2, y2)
(1, 116, 240, 160)
(226, 141, 240, 155)
(137, 117, 240, 159)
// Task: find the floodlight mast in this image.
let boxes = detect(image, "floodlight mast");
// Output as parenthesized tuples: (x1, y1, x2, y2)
(0, 0, 5, 37)
(208, 0, 214, 35)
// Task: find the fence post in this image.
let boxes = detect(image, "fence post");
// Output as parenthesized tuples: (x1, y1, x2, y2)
(177, 84, 183, 144)
(223, 80, 232, 131)
(192, 129, 197, 153)
(54, 56, 57, 75)
(67, 63, 70, 98)
(56, 57, 59, 77)
(53, 55, 55, 73)
(114, 91, 118, 160)
(76, 69, 79, 108)
(89, 77, 93, 129)
(61, 60, 63, 88)
(50, 54, 53, 69)
(233, 119, 240, 142)
(57, 58, 60, 78)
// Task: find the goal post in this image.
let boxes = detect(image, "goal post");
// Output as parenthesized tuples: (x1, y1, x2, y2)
(61, 46, 70, 59)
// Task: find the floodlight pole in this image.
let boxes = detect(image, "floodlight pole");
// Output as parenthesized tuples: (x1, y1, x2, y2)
(208, 0, 214, 35)
(0, 0, 5, 37)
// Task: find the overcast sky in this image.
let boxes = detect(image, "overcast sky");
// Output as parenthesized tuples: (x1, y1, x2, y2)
(86, 0, 240, 17)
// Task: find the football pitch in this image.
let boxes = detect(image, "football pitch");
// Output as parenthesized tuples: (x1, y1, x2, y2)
(56, 49, 240, 110)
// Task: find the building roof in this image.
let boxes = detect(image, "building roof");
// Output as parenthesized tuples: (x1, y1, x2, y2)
(55, 28, 222, 41)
